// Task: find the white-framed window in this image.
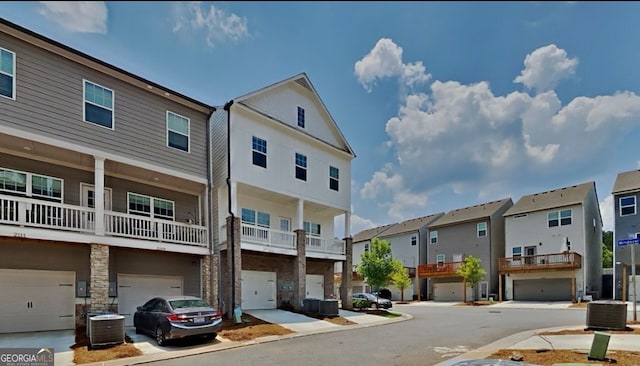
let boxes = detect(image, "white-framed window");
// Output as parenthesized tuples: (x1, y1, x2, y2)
(241, 208, 270, 227)
(127, 193, 174, 220)
(436, 254, 445, 264)
(548, 209, 572, 227)
(620, 196, 636, 216)
(0, 47, 16, 100)
(512, 247, 522, 258)
(295, 153, 307, 181)
(329, 166, 339, 191)
(83, 80, 114, 129)
(364, 243, 369, 252)
(304, 221, 321, 236)
(166, 111, 190, 152)
(297, 106, 305, 128)
(0, 167, 62, 202)
(252, 136, 267, 168)
(429, 230, 438, 244)
(411, 235, 417, 246)
(477, 222, 487, 237)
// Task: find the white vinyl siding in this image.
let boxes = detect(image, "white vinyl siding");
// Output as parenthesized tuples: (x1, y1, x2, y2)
(127, 192, 174, 220)
(83, 79, 114, 129)
(620, 196, 636, 216)
(0, 167, 62, 202)
(0, 47, 16, 100)
(166, 111, 190, 152)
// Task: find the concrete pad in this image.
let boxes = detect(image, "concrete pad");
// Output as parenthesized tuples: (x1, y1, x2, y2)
(245, 309, 340, 333)
(338, 309, 391, 325)
(0, 330, 76, 366)
(507, 334, 640, 352)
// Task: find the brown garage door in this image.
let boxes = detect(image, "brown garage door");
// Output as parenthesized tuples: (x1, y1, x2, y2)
(513, 278, 571, 301)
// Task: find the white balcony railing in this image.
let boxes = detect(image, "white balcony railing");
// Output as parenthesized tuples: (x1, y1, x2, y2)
(241, 223, 296, 250)
(0, 194, 207, 247)
(306, 235, 345, 255)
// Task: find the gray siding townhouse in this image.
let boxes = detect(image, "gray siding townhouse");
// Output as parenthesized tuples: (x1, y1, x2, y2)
(612, 169, 640, 301)
(210, 73, 356, 315)
(422, 198, 513, 302)
(501, 181, 602, 302)
(0, 18, 215, 333)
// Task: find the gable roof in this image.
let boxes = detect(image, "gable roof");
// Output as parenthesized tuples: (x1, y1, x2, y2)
(612, 169, 640, 195)
(377, 213, 445, 237)
(504, 181, 595, 217)
(232, 72, 355, 157)
(352, 223, 395, 243)
(430, 198, 513, 228)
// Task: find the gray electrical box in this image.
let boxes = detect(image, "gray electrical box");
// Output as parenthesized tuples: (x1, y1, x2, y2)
(108, 282, 117, 297)
(77, 280, 88, 297)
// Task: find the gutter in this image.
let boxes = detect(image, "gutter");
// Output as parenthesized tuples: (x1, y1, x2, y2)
(223, 100, 235, 316)
(205, 106, 216, 304)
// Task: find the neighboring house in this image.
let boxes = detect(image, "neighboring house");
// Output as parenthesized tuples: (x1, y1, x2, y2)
(501, 181, 602, 302)
(0, 18, 215, 333)
(210, 73, 356, 314)
(611, 169, 640, 301)
(421, 198, 513, 302)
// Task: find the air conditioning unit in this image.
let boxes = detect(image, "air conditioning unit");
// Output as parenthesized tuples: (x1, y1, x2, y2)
(88, 314, 125, 348)
(319, 299, 339, 317)
(586, 300, 627, 331)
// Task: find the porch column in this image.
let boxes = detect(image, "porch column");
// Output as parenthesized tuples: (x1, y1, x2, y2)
(340, 236, 353, 309)
(571, 270, 576, 302)
(94, 157, 105, 236)
(294, 229, 306, 311)
(499, 273, 503, 302)
(202, 255, 212, 305)
(90, 244, 109, 312)
(296, 198, 304, 230)
(343, 211, 351, 238)
(226, 215, 242, 318)
(229, 180, 237, 218)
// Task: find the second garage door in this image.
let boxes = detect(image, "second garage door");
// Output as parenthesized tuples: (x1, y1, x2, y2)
(433, 282, 473, 302)
(241, 270, 276, 310)
(117, 274, 183, 326)
(513, 278, 571, 301)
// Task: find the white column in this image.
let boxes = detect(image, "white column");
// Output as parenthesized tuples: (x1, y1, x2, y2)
(297, 199, 304, 231)
(343, 210, 351, 238)
(230, 180, 237, 216)
(94, 157, 105, 235)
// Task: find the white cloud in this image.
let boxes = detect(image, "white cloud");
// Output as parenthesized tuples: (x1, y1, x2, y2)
(354, 38, 431, 92)
(348, 214, 377, 237)
(39, 1, 107, 34)
(600, 195, 614, 232)
(173, 2, 249, 48)
(514, 44, 578, 92)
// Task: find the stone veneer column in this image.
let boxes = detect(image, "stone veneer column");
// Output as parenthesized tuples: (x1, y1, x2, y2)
(340, 237, 353, 309)
(294, 229, 306, 311)
(211, 253, 220, 310)
(90, 243, 109, 311)
(202, 255, 211, 305)
(226, 216, 242, 318)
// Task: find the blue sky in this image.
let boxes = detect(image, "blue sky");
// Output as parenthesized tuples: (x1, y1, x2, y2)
(2, 1, 640, 236)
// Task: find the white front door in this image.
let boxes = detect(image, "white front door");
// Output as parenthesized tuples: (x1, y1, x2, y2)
(80, 183, 112, 228)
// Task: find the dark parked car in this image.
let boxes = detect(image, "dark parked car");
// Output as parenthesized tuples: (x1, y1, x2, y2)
(133, 296, 223, 346)
(373, 288, 392, 300)
(352, 292, 393, 309)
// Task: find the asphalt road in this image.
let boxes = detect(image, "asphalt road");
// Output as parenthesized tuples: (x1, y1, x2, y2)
(150, 303, 587, 366)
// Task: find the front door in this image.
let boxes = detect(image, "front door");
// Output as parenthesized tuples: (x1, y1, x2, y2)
(525, 246, 536, 265)
(480, 281, 489, 300)
(80, 183, 112, 229)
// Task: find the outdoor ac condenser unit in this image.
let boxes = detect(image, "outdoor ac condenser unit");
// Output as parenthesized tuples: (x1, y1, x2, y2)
(88, 314, 125, 348)
(586, 300, 627, 331)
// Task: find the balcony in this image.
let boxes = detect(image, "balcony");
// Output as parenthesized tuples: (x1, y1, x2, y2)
(241, 223, 296, 251)
(499, 252, 582, 273)
(0, 194, 207, 248)
(305, 235, 345, 256)
(418, 261, 463, 278)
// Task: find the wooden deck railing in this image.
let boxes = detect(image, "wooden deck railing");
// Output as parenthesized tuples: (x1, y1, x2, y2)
(418, 261, 463, 278)
(498, 252, 582, 273)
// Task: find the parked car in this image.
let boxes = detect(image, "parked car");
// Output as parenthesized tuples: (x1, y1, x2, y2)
(133, 296, 223, 346)
(352, 292, 393, 309)
(372, 288, 392, 300)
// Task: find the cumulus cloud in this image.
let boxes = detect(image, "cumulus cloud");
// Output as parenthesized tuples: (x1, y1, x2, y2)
(354, 38, 431, 92)
(173, 2, 249, 48)
(599, 195, 614, 232)
(39, 1, 107, 34)
(514, 44, 578, 92)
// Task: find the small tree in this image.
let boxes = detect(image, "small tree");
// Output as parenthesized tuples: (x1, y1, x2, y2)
(390, 264, 412, 302)
(455, 255, 486, 303)
(356, 237, 401, 294)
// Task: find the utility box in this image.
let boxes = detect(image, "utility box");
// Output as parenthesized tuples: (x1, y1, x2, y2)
(588, 331, 611, 361)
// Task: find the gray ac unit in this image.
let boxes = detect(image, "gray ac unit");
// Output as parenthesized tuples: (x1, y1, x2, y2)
(586, 300, 627, 331)
(318, 299, 339, 317)
(88, 314, 125, 348)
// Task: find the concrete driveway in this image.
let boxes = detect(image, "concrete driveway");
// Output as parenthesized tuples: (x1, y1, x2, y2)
(0, 329, 75, 365)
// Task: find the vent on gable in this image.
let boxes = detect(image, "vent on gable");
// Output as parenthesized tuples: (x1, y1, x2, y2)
(295, 77, 312, 91)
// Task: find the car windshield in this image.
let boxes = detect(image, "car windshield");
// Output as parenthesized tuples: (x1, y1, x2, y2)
(169, 299, 211, 309)
(362, 293, 376, 300)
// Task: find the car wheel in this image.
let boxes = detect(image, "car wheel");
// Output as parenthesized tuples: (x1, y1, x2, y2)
(135, 327, 141, 334)
(155, 327, 167, 346)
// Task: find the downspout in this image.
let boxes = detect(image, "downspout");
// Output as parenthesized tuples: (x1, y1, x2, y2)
(223, 100, 235, 314)
(205, 107, 216, 305)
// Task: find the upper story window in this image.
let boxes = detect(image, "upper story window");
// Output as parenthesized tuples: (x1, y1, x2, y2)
(329, 166, 339, 191)
(304, 221, 321, 236)
(364, 243, 369, 251)
(0, 48, 16, 99)
(241, 208, 270, 227)
(548, 209, 572, 227)
(411, 235, 417, 246)
(84, 80, 114, 129)
(297, 106, 305, 128)
(128, 193, 174, 220)
(477, 222, 487, 237)
(436, 254, 445, 264)
(512, 247, 522, 258)
(252, 136, 267, 168)
(429, 230, 438, 244)
(0, 168, 62, 202)
(295, 153, 307, 181)
(620, 196, 636, 216)
(166, 111, 190, 152)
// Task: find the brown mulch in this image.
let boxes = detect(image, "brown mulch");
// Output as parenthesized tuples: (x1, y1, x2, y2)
(72, 325, 142, 364)
(489, 349, 640, 365)
(218, 313, 294, 341)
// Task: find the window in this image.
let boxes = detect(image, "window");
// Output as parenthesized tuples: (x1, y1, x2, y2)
(436, 254, 445, 264)
(31, 175, 63, 202)
(620, 196, 636, 216)
(512, 247, 522, 258)
(304, 221, 321, 236)
(295, 153, 307, 181)
(477, 222, 487, 237)
(329, 166, 339, 191)
(127, 193, 174, 220)
(241, 208, 270, 227)
(0, 168, 62, 202)
(257, 211, 270, 227)
(560, 209, 572, 226)
(364, 243, 369, 251)
(548, 209, 572, 227)
(297, 106, 305, 128)
(84, 80, 114, 129)
(548, 211, 559, 227)
(241, 208, 255, 224)
(411, 235, 417, 246)
(429, 230, 438, 244)
(0, 168, 26, 194)
(167, 111, 190, 152)
(0, 48, 15, 99)
(252, 136, 267, 168)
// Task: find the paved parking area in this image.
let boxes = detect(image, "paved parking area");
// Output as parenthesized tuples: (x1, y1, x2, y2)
(0, 329, 75, 365)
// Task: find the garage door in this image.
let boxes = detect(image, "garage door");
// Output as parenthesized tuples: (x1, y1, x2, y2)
(241, 270, 276, 310)
(433, 282, 473, 302)
(513, 278, 571, 301)
(117, 274, 183, 326)
(306, 274, 324, 299)
(0, 269, 75, 333)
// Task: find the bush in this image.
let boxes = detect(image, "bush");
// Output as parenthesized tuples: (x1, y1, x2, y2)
(352, 298, 368, 310)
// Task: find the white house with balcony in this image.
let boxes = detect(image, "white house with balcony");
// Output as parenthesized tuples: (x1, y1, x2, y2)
(210, 73, 355, 314)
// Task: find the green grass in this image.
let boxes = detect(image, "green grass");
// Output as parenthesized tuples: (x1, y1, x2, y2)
(379, 311, 402, 318)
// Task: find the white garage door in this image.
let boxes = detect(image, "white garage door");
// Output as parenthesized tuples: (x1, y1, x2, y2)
(117, 274, 183, 326)
(306, 274, 324, 299)
(433, 282, 474, 302)
(0, 269, 75, 333)
(241, 270, 276, 310)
